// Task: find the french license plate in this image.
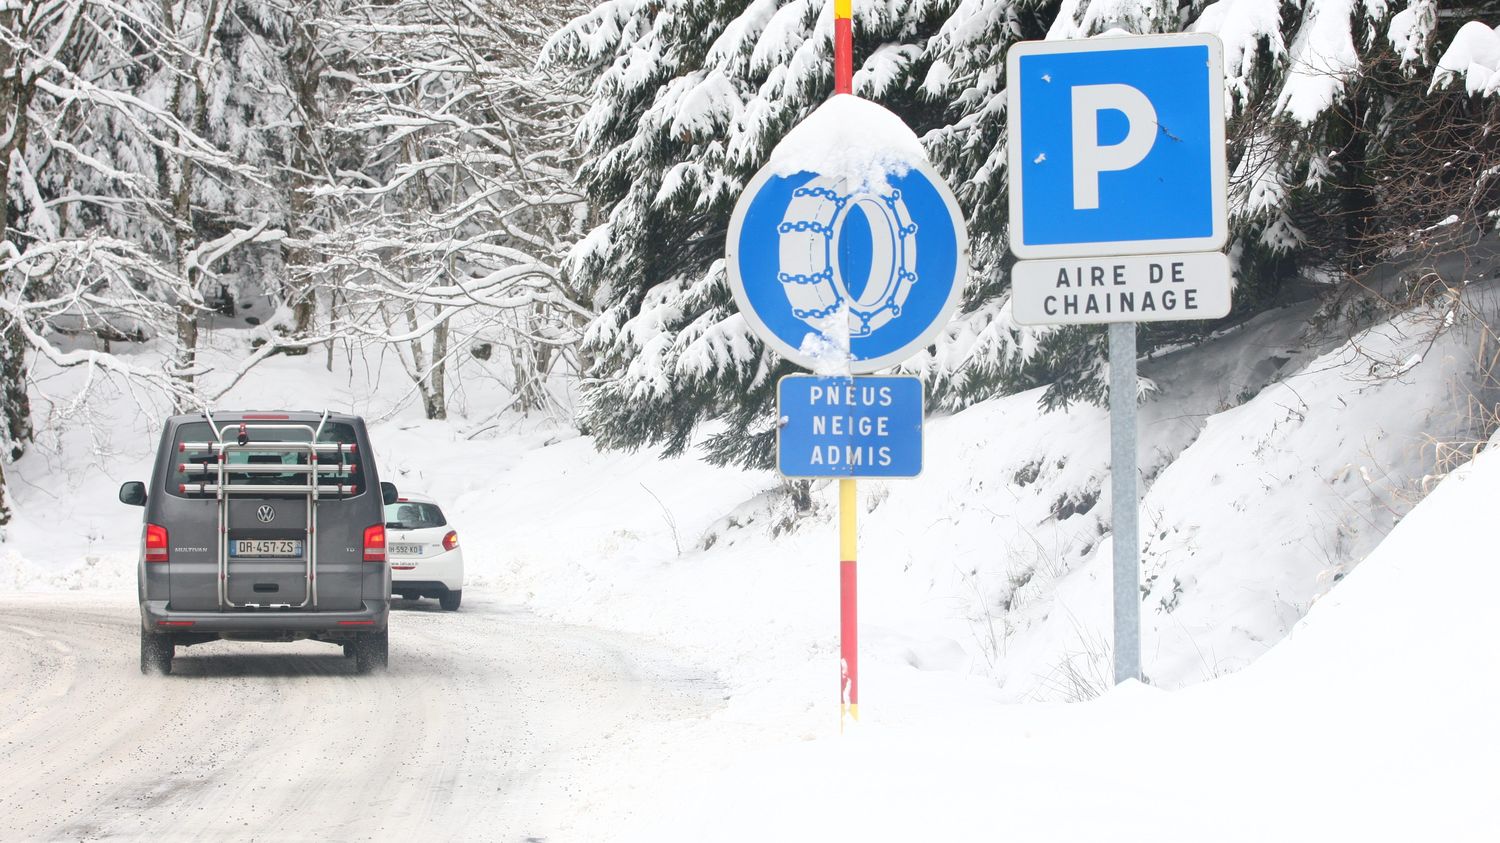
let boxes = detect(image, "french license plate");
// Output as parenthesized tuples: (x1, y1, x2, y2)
(231, 539, 303, 558)
(388, 543, 423, 556)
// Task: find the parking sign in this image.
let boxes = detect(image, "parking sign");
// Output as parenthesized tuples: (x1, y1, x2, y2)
(1006, 33, 1227, 259)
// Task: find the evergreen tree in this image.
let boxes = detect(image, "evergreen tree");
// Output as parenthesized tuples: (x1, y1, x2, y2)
(554, 0, 1500, 464)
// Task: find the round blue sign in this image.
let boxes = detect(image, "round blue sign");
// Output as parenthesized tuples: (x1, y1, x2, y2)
(726, 159, 969, 373)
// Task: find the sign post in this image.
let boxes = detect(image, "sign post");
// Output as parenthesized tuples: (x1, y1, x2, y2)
(1107, 321, 1140, 683)
(833, 0, 855, 722)
(778, 371, 925, 721)
(725, 13, 968, 724)
(834, 0, 852, 96)
(840, 476, 857, 721)
(1006, 33, 1229, 685)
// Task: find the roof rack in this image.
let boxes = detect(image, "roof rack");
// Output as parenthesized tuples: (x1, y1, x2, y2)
(191, 411, 356, 610)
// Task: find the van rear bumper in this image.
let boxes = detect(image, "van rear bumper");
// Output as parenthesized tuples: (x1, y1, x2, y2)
(142, 599, 388, 633)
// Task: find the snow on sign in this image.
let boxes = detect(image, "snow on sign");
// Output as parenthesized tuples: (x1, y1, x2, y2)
(726, 96, 969, 374)
(1006, 33, 1228, 260)
(777, 375, 922, 478)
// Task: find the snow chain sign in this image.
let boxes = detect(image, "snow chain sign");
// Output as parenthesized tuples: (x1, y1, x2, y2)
(726, 125, 969, 481)
(1004, 33, 1231, 687)
(777, 375, 923, 478)
(725, 158, 969, 374)
(725, 92, 969, 727)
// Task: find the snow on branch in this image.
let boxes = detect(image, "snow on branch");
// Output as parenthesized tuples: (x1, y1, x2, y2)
(1430, 21, 1500, 97)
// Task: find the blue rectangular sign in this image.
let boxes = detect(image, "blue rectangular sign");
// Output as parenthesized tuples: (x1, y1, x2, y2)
(776, 375, 923, 478)
(1006, 34, 1227, 260)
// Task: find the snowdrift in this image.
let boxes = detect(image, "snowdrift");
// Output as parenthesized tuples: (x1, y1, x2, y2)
(621, 429, 1500, 842)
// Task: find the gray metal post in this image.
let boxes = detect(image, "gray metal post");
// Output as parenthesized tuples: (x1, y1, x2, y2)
(1108, 321, 1141, 684)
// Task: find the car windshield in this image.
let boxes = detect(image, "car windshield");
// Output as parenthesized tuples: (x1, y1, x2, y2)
(384, 501, 446, 530)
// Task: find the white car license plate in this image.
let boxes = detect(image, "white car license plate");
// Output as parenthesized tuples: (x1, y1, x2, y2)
(231, 539, 303, 558)
(388, 543, 423, 556)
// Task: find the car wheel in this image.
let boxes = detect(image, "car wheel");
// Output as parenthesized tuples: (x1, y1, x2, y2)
(342, 642, 356, 659)
(399, 592, 419, 602)
(439, 590, 462, 611)
(354, 628, 389, 673)
(140, 629, 173, 676)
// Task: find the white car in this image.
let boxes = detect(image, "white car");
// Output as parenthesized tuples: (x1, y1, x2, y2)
(384, 493, 464, 610)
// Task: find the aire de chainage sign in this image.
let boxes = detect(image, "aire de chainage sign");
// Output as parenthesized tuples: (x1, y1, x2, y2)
(726, 106, 969, 478)
(1002, 33, 1232, 688)
(1005, 33, 1231, 325)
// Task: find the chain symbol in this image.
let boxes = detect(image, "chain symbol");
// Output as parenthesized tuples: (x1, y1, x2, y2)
(777, 177, 920, 337)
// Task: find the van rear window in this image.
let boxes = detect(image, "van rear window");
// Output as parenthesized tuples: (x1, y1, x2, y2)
(168, 421, 362, 498)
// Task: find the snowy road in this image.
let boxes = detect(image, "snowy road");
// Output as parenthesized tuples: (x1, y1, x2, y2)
(0, 591, 722, 842)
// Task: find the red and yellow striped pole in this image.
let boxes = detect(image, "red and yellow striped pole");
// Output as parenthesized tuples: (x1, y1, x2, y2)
(835, 1, 857, 729)
(834, 0, 853, 95)
(840, 477, 859, 726)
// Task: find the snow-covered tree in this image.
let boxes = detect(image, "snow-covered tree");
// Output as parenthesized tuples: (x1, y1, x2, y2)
(553, 0, 1500, 464)
(315, 0, 588, 419)
(4, 0, 292, 396)
(0, 0, 304, 517)
(0, 1, 80, 481)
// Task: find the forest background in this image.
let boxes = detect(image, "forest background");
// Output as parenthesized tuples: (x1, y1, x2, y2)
(1, 0, 1498, 521)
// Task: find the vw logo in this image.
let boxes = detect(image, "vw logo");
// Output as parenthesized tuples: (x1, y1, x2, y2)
(256, 505, 275, 523)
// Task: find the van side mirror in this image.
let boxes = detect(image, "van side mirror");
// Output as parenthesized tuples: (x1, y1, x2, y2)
(119, 481, 147, 506)
(380, 482, 398, 506)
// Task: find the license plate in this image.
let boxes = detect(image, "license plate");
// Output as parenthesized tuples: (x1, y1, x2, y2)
(388, 543, 423, 556)
(231, 539, 304, 558)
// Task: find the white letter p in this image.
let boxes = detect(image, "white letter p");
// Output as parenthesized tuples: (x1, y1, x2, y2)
(1071, 84, 1157, 210)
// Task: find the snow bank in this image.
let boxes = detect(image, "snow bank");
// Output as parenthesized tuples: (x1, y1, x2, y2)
(766, 94, 928, 190)
(9, 288, 1496, 707)
(620, 433, 1500, 842)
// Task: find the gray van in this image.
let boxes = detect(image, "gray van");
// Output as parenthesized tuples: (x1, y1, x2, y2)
(120, 411, 394, 675)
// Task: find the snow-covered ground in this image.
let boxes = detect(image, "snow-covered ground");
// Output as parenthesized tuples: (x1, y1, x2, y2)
(2, 289, 1498, 838)
(0, 591, 734, 840)
(626, 429, 1500, 839)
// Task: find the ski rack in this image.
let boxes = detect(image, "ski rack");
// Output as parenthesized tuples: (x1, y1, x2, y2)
(177, 411, 359, 610)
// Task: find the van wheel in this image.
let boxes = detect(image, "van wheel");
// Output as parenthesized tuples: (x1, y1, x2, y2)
(439, 590, 462, 611)
(140, 630, 173, 676)
(354, 629, 389, 673)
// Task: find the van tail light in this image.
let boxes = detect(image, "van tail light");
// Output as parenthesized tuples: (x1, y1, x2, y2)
(145, 523, 169, 563)
(442, 531, 459, 552)
(363, 524, 386, 563)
